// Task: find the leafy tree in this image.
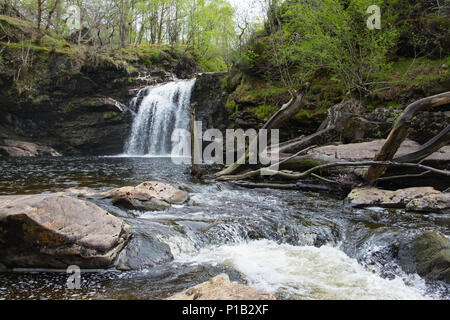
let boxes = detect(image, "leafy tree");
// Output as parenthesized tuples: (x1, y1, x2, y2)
(266, 0, 399, 95)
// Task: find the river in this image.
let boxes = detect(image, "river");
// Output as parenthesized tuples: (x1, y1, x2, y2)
(0, 156, 448, 300)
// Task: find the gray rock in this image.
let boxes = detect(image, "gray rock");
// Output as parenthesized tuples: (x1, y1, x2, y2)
(398, 231, 450, 283)
(0, 194, 131, 269)
(346, 187, 449, 213)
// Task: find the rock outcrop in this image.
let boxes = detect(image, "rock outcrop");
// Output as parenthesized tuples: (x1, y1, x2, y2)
(191, 72, 230, 133)
(104, 181, 189, 211)
(398, 231, 450, 283)
(346, 187, 450, 213)
(0, 139, 61, 157)
(167, 274, 276, 300)
(0, 16, 199, 155)
(0, 194, 131, 269)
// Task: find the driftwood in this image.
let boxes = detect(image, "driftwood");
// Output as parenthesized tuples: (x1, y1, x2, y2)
(217, 160, 449, 182)
(375, 170, 432, 182)
(274, 127, 336, 154)
(271, 100, 360, 154)
(365, 92, 450, 181)
(232, 181, 338, 193)
(215, 90, 305, 177)
(393, 125, 450, 163)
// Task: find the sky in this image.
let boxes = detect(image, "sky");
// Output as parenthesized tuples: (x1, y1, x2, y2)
(228, 0, 267, 23)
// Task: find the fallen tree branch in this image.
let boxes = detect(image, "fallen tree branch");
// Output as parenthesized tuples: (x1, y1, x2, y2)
(215, 91, 305, 177)
(393, 125, 450, 163)
(217, 146, 316, 181)
(232, 181, 336, 193)
(274, 126, 336, 154)
(365, 92, 450, 181)
(217, 160, 449, 181)
(375, 170, 432, 182)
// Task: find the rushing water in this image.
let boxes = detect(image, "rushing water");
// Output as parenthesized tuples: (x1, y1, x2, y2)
(0, 156, 448, 300)
(124, 79, 195, 156)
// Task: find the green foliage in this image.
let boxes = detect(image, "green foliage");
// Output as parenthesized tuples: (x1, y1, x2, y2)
(239, 49, 260, 72)
(267, 0, 399, 95)
(249, 104, 279, 121)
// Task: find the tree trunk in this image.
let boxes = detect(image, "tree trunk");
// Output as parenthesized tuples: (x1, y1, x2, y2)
(364, 92, 450, 182)
(37, 0, 43, 30)
(190, 103, 201, 176)
(45, 0, 60, 31)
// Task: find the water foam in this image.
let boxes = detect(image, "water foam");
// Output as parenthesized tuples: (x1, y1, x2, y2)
(176, 239, 431, 300)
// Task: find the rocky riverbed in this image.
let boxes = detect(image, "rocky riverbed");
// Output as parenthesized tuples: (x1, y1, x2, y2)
(0, 156, 448, 300)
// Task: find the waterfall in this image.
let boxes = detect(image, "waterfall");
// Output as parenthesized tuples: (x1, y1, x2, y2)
(124, 79, 196, 156)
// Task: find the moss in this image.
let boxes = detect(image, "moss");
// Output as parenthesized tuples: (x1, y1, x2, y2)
(248, 104, 279, 121)
(125, 64, 138, 75)
(32, 94, 50, 104)
(370, 55, 450, 108)
(225, 97, 238, 113)
(103, 111, 119, 119)
(39, 35, 71, 51)
(1, 41, 50, 53)
(294, 108, 328, 120)
(0, 14, 36, 38)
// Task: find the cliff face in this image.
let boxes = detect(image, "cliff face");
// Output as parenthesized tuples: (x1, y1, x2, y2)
(191, 72, 230, 133)
(0, 15, 199, 155)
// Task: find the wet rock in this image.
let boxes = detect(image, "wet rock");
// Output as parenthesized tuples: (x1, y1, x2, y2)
(167, 274, 276, 300)
(405, 191, 450, 213)
(398, 231, 450, 283)
(191, 72, 230, 132)
(346, 187, 449, 213)
(0, 194, 131, 269)
(115, 222, 174, 271)
(0, 139, 61, 157)
(105, 181, 189, 211)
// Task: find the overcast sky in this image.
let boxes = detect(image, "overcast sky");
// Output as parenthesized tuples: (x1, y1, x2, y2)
(229, 0, 267, 23)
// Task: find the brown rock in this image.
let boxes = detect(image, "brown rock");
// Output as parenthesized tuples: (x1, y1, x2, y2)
(0, 139, 61, 157)
(0, 194, 131, 269)
(405, 192, 450, 214)
(347, 187, 449, 213)
(167, 274, 276, 300)
(105, 181, 189, 211)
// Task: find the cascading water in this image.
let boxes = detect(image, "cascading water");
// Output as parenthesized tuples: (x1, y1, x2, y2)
(124, 79, 196, 156)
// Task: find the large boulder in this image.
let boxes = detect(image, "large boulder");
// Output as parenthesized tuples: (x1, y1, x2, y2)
(279, 139, 449, 176)
(0, 194, 131, 269)
(346, 187, 450, 213)
(105, 181, 189, 211)
(0, 139, 61, 157)
(398, 231, 450, 283)
(167, 274, 276, 300)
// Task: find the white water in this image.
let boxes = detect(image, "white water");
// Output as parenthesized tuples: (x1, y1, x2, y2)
(124, 79, 196, 156)
(175, 240, 431, 300)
